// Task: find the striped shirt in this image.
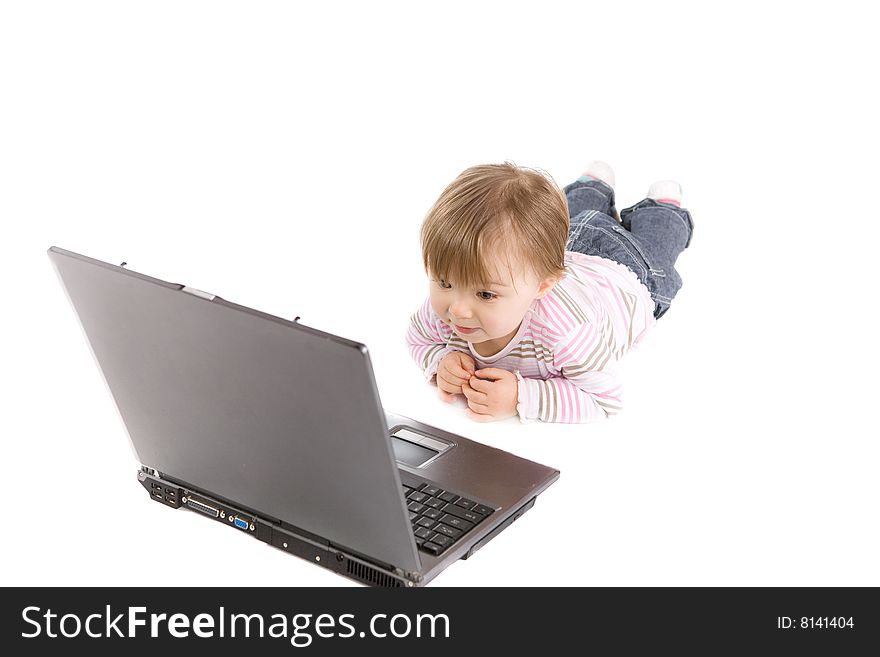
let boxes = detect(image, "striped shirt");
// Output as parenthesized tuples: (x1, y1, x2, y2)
(405, 251, 656, 423)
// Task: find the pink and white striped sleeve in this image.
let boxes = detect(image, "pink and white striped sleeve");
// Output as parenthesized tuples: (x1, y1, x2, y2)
(515, 322, 623, 424)
(405, 297, 458, 383)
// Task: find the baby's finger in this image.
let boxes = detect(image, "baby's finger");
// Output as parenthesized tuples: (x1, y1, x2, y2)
(473, 367, 507, 380)
(462, 381, 488, 402)
(467, 376, 488, 392)
(439, 372, 466, 389)
(465, 396, 491, 414)
(437, 373, 462, 394)
(440, 367, 465, 383)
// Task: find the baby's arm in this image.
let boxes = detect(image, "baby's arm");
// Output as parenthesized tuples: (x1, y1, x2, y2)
(515, 323, 623, 423)
(405, 297, 458, 383)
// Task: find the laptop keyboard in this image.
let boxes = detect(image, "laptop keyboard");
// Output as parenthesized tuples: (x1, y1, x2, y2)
(402, 480, 495, 557)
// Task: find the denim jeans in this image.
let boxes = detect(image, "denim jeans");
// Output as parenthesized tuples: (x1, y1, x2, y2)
(563, 178, 694, 319)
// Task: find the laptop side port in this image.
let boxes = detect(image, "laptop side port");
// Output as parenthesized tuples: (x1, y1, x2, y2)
(137, 471, 265, 541)
(186, 497, 220, 518)
(139, 471, 181, 508)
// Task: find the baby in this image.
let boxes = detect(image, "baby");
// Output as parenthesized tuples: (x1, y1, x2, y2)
(405, 161, 694, 423)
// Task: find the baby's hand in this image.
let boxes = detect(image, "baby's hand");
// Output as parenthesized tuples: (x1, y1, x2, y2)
(462, 367, 519, 422)
(436, 351, 476, 402)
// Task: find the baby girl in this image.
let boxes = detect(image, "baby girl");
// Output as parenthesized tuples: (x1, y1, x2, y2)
(405, 161, 694, 423)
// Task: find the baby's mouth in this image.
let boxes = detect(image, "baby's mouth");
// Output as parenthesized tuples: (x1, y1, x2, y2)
(453, 324, 479, 334)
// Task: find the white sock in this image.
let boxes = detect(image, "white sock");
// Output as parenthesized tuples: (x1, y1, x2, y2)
(647, 180, 683, 207)
(577, 160, 615, 189)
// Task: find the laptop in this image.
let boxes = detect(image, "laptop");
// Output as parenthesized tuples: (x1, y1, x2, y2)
(48, 246, 560, 587)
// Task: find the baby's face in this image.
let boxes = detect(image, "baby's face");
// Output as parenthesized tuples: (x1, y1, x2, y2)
(429, 256, 556, 348)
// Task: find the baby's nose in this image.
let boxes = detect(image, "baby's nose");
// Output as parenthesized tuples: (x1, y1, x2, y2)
(449, 301, 472, 318)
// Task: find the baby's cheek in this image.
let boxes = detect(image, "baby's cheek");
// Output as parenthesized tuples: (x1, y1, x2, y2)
(428, 297, 447, 323)
(484, 314, 513, 335)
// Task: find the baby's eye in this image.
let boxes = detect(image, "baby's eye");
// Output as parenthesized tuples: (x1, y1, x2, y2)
(436, 279, 452, 289)
(478, 291, 497, 301)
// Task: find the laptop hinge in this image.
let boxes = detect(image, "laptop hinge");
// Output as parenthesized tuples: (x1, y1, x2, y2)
(181, 286, 215, 301)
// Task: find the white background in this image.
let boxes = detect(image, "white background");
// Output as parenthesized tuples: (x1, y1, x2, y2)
(2, 1, 877, 587)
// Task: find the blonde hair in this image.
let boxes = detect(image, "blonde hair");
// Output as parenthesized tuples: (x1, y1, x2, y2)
(420, 161, 569, 291)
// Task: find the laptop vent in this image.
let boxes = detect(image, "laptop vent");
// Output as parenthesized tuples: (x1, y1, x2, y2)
(346, 560, 404, 588)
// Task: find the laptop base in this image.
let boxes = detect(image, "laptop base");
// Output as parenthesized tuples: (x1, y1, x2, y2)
(462, 496, 537, 560)
(138, 470, 416, 587)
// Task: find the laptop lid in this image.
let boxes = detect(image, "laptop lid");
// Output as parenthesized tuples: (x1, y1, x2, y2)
(48, 246, 420, 573)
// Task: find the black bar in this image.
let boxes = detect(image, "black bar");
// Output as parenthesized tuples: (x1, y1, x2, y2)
(2, 587, 877, 654)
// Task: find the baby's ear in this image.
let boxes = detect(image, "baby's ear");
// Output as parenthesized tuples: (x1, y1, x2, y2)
(536, 276, 560, 299)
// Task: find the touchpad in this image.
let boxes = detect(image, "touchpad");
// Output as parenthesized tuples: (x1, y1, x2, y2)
(390, 427, 454, 468)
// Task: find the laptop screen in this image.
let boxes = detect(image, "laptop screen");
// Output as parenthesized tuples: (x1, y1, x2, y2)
(49, 247, 421, 572)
